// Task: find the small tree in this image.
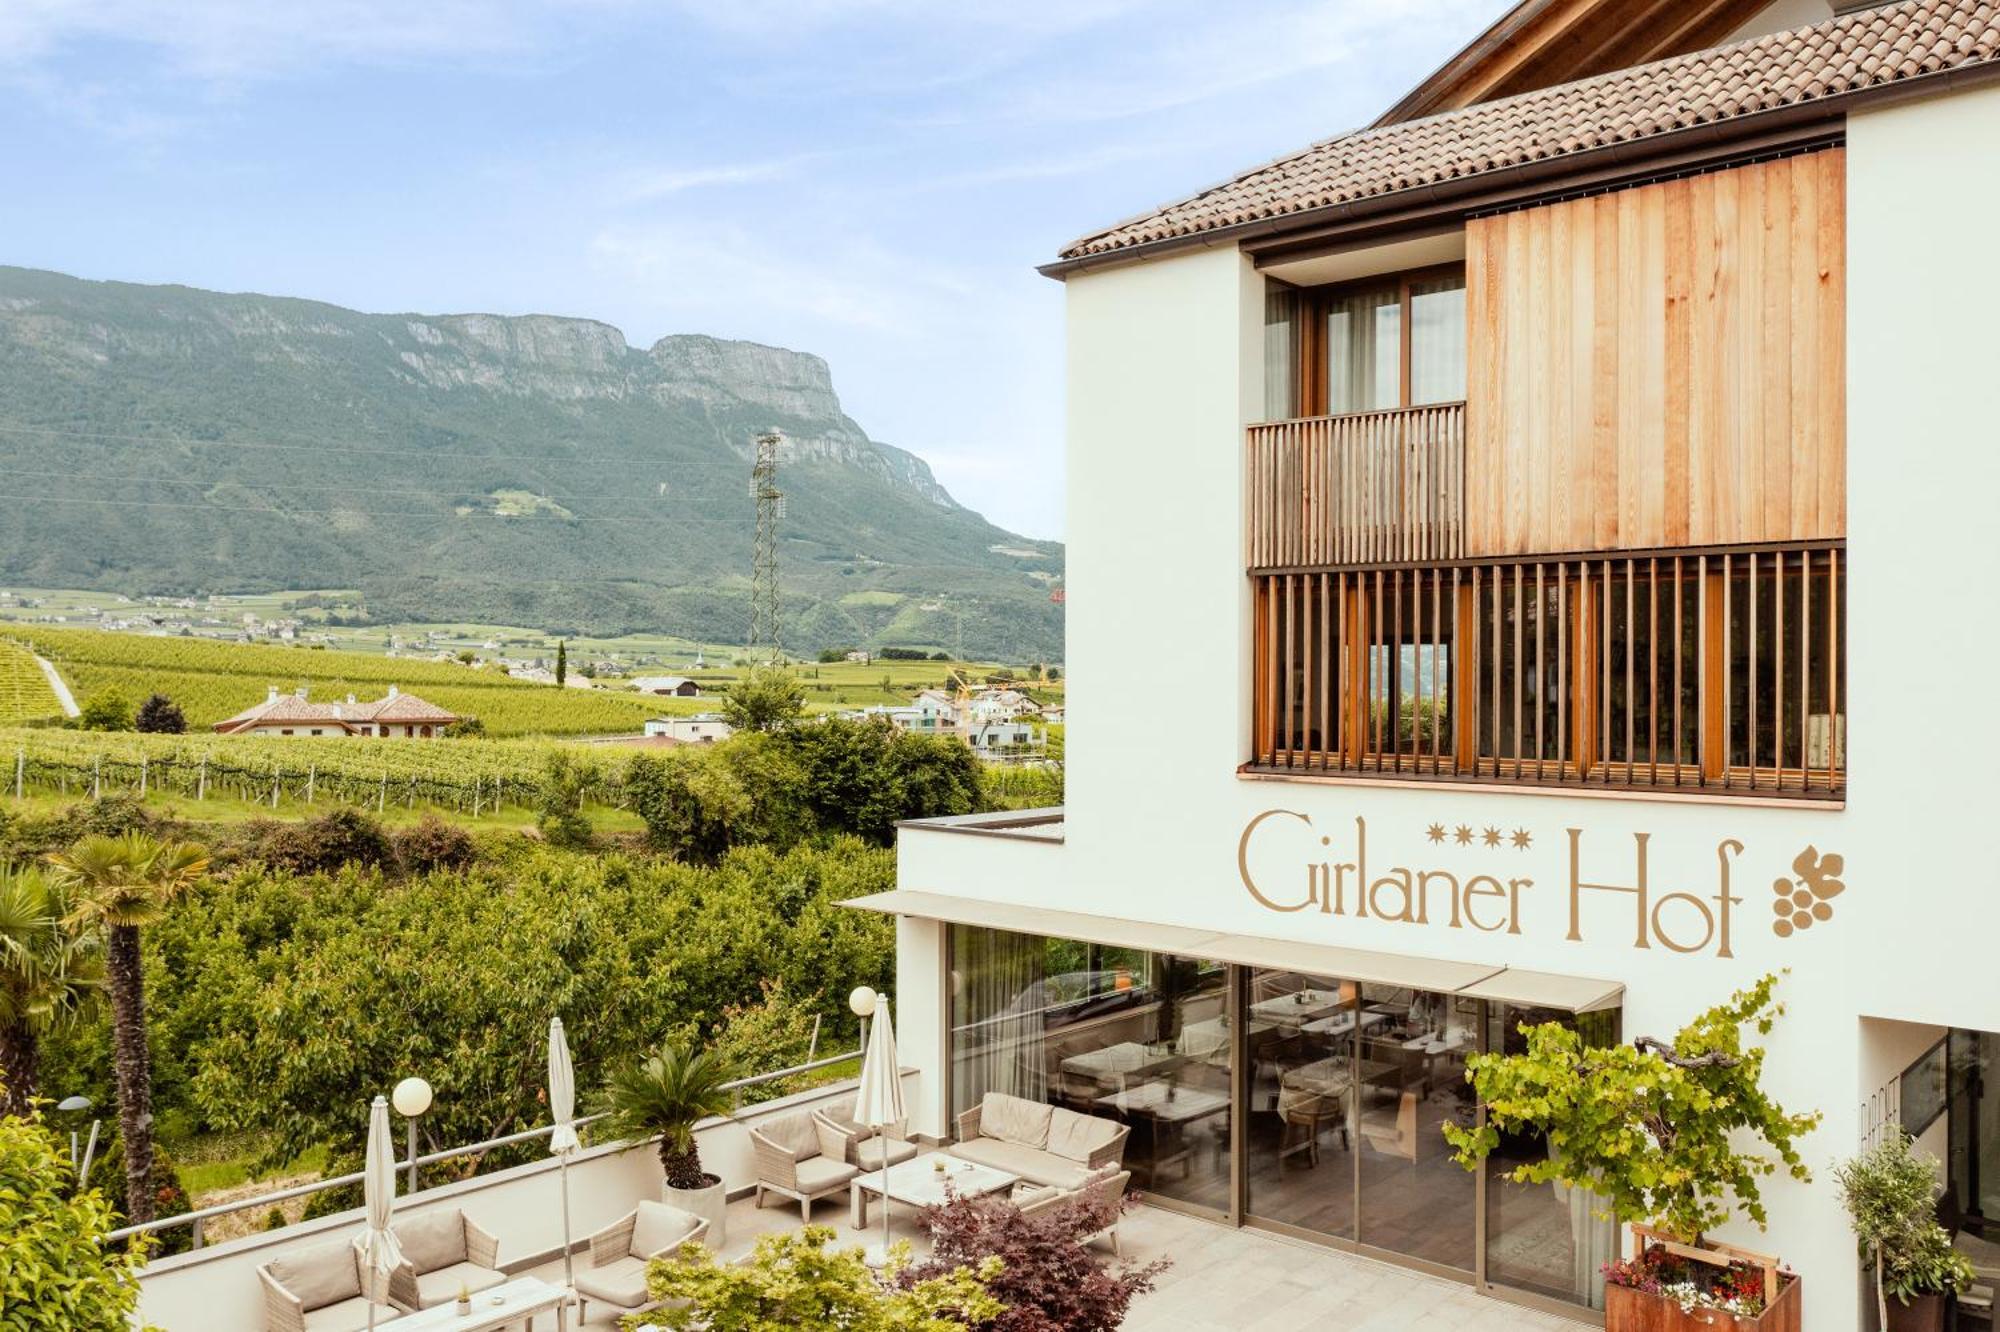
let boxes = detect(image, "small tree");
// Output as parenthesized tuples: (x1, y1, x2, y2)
(1445, 972, 1819, 1244)
(719, 666, 806, 733)
(0, 867, 100, 1117)
(1835, 1133, 1975, 1326)
(74, 690, 134, 733)
(631, 1224, 1002, 1331)
(595, 1042, 738, 1192)
(554, 639, 567, 686)
(132, 694, 186, 735)
(905, 1189, 1165, 1331)
(535, 751, 595, 848)
(0, 1082, 156, 1331)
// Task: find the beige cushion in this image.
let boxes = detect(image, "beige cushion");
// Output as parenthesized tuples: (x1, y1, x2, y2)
(980, 1093, 1053, 1148)
(793, 1155, 861, 1193)
(300, 1297, 376, 1332)
(855, 1136, 919, 1171)
(575, 1253, 651, 1310)
(267, 1239, 361, 1311)
(413, 1261, 505, 1308)
(814, 1116, 851, 1163)
(631, 1201, 701, 1257)
(1012, 1183, 1063, 1208)
(392, 1210, 467, 1274)
(949, 1138, 1089, 1189)
(759, 1112, 820, 1160)
(1046, 1109, 1123, 1164)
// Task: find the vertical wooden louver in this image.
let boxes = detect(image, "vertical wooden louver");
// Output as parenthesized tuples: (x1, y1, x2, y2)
(1250, 545, 1844, 796)
(1246, 405, 1465, 568)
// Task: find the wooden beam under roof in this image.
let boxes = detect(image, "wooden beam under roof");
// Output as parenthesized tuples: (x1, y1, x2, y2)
(1375, 0, 1775, 125)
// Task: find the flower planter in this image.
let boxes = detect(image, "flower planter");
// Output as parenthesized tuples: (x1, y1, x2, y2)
(1605, 1226, 1801, 1332)
(1883, 1292, 1945, 1332)
(667, 1175, 727, 1249)
(1605, 1277, 1801, 1332)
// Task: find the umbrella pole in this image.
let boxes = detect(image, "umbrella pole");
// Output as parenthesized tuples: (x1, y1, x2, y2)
(560, 1153, 575, 1289)
(880, 1158, 890, 1259)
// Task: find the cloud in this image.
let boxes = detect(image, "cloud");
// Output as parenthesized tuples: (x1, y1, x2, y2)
(612, 153, 823, 203)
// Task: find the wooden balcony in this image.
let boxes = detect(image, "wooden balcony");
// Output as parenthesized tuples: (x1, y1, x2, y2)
(1245, 403, 1464, 569)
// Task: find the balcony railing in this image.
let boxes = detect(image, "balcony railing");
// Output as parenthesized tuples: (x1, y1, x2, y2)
(1245, 403, 1465, 569)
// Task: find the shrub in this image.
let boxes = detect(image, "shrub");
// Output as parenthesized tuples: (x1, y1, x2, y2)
(631, 1224, 1002, 1330)
(253, 808, 394, 875)
(0, 1088, 155, 1330)
(903, 1189, 1165, 1331)
(1446, 972, 1820, 1243)
(73, 690, 134, 732)
(717, 666, 806, 733)
(392, 815, 476, 874)
(1836, 1133, 1976, 1321)
(132, 694, 187, 734)
(86, 1137, 194, 1257)
(535, 751, 596, 849)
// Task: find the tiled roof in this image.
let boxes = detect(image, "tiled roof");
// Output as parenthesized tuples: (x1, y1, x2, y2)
(1055, 0, 2000, 262)
(213, 688, 456, 731)
(366, 693, 459, 723)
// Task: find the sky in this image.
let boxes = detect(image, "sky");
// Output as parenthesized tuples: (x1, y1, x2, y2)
(0, 0, 1508, 541)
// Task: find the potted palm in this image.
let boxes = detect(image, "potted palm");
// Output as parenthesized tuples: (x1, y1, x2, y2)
(1834, 1133, 1976, 1332)
(598, 1042, 739, 1247)
(1446, 974, 1820, 1331)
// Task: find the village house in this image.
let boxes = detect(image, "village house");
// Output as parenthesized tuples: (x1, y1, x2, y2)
(211, 685, 460, 738)
(640, 714, 734, 744)
(628, 675, 701, 697)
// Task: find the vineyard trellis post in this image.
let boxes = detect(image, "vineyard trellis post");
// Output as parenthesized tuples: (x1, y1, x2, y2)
(197, 757, 208, 802)
(270, 767, 280, 809)
(92, 754, 101, 799)
(14, 748, 22, 800)
(378, 772, 387, 813)
(472, 776, 482, 818)
(306, 764, 316, 804)
(138, 757, 147, 798)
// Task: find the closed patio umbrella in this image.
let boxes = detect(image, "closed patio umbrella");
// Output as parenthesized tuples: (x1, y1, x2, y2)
(355, 1095, 406, 1331)
(548, 1016, 581, 1290)
(853, 995, 905, 1266)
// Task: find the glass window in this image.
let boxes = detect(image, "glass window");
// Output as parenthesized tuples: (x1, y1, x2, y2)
(1409, 274, 1467, 405)
(1244, 968, 1357, 1238)
(1482, 1004, 1620, 1309)
(1326, 286, 1401, 416)
(948, 925, 1231, 1211)
(1354, 983, 1476, 1271)
(1264, 285, 1298, 421)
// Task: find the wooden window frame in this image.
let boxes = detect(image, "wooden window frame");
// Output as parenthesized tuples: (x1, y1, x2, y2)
(1290, 263, 1466, 419)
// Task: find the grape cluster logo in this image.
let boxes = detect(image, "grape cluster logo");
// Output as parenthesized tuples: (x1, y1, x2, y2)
(1772, 846, 1845, 937)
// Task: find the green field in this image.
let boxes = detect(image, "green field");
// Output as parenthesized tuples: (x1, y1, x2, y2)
(0, 623, 683, 737)
(0, 639, 61, 724)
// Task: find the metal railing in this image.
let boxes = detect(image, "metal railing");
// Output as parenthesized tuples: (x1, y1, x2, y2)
(108, 1045, 865, 1250)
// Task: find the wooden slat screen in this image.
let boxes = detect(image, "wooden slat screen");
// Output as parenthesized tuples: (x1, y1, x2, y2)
(1246, 403, 1465, 569)
(1250, 544, 1844, 797)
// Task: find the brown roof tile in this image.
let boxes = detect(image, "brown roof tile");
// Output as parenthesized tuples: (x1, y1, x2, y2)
(1055, 0, 2000, 262)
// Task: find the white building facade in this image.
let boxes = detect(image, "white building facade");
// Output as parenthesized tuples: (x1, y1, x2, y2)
(850, 3, 2000, 1328)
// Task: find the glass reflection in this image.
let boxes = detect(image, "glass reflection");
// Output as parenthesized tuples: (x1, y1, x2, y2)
(1482, 1005, 1619, 1308)
(1354, 983, 1477, 1271)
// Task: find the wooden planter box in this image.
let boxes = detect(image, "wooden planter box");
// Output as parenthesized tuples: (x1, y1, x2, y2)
(1605, 1226, 1803, 1332)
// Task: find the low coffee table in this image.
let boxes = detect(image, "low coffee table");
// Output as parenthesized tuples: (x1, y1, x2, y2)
(850, 1156, 1019, 1232)
(378, 1275, 569, 1331)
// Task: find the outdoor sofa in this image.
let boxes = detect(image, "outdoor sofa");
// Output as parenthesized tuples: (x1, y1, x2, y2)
(811, 1104, 921, 1172)
(1015, 1166, 1134, 1255)
(949, 1091, 1130, 1189)
(385, 1208, 506, 1311)
(257, 1237, 377, 1332)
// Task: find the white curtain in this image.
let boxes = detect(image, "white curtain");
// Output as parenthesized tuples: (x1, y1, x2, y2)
(951, 927, 1047, 1109)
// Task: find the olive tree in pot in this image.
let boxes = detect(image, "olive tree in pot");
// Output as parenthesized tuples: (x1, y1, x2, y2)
(599, 1043, 739, 1248)
(1446, 973, 1821, 1330)
(1834, 1133, 1975, 1332)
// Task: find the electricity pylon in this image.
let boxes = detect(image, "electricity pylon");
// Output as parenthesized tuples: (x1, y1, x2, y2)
(748, 430, 786, 661)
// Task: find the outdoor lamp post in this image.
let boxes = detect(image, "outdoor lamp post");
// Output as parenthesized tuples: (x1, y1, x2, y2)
(849, 985, 878, 1049)
(391, 1076, 433, 1194)
(56, 1095, 98, 1182)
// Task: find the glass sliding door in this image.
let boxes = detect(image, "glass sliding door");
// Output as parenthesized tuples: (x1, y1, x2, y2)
(1242, 968, 1357, 1239)
(1480, 1005, 1619, 1309)
(947, 924, 1232, 1215)
(1353, 983, 1477, 1271)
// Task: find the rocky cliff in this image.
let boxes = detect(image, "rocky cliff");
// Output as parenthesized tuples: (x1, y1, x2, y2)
(0, 266, 1062, 659)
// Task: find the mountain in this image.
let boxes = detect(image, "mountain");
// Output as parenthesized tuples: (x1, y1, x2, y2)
(0, 267, 1064, 660)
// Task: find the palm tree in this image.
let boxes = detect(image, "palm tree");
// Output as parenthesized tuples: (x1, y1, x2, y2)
(47, 833, 208, 1224)
(596, 1042, 738, 1190)
(0, 866, 101, 1118)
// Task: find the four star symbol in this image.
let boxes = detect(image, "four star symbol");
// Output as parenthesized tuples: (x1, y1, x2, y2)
(1426, 822, 1534, 850)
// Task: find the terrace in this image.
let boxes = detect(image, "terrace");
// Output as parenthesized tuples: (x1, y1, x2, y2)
(125, 1063, 1575, 1332)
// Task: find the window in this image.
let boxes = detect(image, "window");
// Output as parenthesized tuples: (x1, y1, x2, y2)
(1262, 268, 1467, 421)
(1252, 544, 1846, 795)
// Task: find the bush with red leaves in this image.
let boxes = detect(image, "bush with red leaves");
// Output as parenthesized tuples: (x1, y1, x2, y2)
(900, 1185, 1167, 1331)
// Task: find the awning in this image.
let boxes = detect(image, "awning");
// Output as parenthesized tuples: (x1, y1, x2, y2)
(1456, 968, 1625, 1015)
(840, 889, 1623, 1014)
